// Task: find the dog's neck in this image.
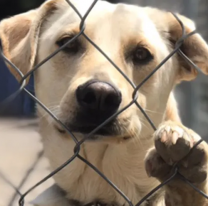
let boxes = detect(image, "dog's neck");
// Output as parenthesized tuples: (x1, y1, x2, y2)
(40, 116, 159, 206)
(32, 183, 158, 206)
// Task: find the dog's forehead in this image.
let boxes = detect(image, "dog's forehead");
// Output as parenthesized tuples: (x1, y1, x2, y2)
(41, 0, 164, 53)
(71, 1, 155, 29)
(53, 1, 160, 39)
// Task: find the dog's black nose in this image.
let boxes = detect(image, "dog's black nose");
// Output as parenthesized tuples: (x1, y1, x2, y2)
(76, 80, 121, 116)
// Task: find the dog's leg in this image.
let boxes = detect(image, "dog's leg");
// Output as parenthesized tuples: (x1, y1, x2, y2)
(145, 121, 208, 206)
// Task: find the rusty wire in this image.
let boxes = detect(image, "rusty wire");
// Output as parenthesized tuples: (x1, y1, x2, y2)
(0, 0, 208, 206)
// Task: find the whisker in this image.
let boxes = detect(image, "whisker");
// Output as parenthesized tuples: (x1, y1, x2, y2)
(144, 109, 163, 115)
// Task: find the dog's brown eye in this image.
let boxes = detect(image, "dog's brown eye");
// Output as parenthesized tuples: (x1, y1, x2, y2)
(133, 47, 153, 65)
(56, 37, 80, 53)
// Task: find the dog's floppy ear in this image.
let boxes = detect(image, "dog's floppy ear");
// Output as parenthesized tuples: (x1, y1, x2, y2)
(166, 13, 208, 82)
(0, 0, 60, 83)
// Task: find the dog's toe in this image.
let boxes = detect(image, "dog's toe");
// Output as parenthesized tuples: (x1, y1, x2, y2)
(145, 147, 172, 181)
(152, 121, 208, 184)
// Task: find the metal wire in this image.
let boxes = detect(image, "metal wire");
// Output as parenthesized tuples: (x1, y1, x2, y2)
(1, 0, 208, 205)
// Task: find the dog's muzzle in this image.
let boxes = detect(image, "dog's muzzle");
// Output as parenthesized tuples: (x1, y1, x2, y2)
(69, 80, 122, 135)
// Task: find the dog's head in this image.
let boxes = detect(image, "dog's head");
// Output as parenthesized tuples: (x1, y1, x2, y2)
(1, 0, 208, 142)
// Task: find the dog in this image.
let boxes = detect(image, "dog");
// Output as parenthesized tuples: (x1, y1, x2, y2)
(1, 0, 208, 205)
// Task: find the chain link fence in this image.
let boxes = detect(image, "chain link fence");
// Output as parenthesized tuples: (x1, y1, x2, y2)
(118, 0, 208, 147)
(1, 0, 208, 205)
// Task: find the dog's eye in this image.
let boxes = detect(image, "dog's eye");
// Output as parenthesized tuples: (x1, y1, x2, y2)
(56, 37, 80, 53)
(132, 47, 153, 65)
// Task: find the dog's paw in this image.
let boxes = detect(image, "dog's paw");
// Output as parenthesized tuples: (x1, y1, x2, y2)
(145, 147, 171, 181)
(154, 121, 199, 165)
(145, 121, 208, 184)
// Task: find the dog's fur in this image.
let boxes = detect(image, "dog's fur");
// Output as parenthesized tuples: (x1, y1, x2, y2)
(1, 0, 208, 205)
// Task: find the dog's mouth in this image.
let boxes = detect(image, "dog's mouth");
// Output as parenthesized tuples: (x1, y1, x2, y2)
(54, 120, 130, 140)
(67, 123, 119, 136)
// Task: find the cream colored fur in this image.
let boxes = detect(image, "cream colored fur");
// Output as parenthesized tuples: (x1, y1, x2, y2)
(1, 1, 208, 206)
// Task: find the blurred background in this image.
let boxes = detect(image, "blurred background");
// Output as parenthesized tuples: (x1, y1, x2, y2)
(0, 0, 208, 205)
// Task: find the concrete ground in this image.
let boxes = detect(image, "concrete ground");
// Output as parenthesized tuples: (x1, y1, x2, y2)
(0, 118, 54, 206)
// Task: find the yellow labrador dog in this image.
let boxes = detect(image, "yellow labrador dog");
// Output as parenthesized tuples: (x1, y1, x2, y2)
(1, 0, 208, 205)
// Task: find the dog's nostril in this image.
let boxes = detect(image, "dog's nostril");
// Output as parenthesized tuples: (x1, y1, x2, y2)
(82, 90, 96, 105)
(104, 92, 121, 109)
